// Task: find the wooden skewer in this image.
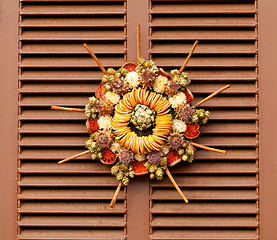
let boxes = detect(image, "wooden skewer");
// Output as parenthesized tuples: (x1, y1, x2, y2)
(110, 181, 123, 208)
(58, 150, 90, 164)
(83, 43, 107, 75)
(51, 105, 85, 112)
(194, 84, 230, 108)
(191, 142, 226, 155)
(180, 40, 199, 73)
(137, 24, 141, 61)
(165, 168, 188, 203)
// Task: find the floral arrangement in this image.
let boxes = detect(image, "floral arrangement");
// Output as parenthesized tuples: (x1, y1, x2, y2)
(52, 39, 229, 207)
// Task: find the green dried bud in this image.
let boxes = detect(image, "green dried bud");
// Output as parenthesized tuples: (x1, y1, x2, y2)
(177, 148, 185, 156)
(149, 164, 158, 173)
(144, 161, 151, 170)
(111, 165, 119, 176)
(102, 75, 109, 83)
(187, 155, 194, 163)
(170, 69, 180, 76)
(143, 61, 151, 68)
(107, 68, 116, 75)
(156, 175, 163, 181)
(91, 153, 97, 160)
(85, 139, 92, 148)
(104, 83, 111, 91)
(120, 68, 128, 76)
(115, 72, 121, 78)
(137, 57, 146, 65)
(182, 154, 188, 161)
(97, 152, 103, 159)
(129, 171, 135, 178)
(116, 172, 124, 181)
(120, 163, 129, 171)
(150, 173, 155, 180)
(160, 157, 168, 166)
(155, 168, 164, 177)
(128, 165, 133, 171)
(122, 176, 129, 186)
(186, 145, 194, 155)
(182, 141, 189, 148)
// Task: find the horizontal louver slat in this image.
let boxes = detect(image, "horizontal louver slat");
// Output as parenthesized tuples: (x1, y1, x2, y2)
(18, 1, 127, 239)
(149, 0, 258, 239)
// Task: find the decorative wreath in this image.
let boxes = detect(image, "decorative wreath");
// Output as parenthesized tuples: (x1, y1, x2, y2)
(52, 31, 230, 207)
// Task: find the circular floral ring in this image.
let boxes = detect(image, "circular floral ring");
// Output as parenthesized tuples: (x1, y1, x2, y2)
(112, 88, 173, 154)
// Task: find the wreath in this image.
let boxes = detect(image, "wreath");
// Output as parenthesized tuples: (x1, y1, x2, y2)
(52, 34, 229, 207)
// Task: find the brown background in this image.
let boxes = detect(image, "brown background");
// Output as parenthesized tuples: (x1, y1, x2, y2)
(0, 0, 277, 239)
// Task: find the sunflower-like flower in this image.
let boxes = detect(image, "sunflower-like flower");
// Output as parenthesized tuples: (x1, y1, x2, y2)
(97, 116, 112, 130)
(172, 119, 187, 133)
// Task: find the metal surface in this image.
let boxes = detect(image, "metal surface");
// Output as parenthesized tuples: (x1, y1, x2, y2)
(1, 0, 274, 239)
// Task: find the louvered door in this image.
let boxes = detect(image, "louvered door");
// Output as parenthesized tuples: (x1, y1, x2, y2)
(16, 0, 260, 240)
(149, 1, 259, 239)
(18, 1, 127, 239)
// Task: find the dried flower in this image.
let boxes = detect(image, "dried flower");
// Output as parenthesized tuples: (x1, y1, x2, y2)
(147, 151, 162, 165)
(97, 116, 112, 130)
(111, 77, 129, 95)
(160, 145, 170, 156)
(104, 92, 120, 105)
(153, 75, 168, 93)
(111, 142, 121, 153)
(118, 149, 134, 165)
(165, 80, 180, 96)
(126, 71, 140, 88)
(167, 133, 184, 151)
(169, 92, 187, 108)
(96, 132, 112, 148)
(172, 119, 187, 133)
(134, 153, 146, 162)
(99, 100, 114, 116)
(93, 100, 104, 112)
(175, 104, 193, 124)
(140, 69, 156, 88)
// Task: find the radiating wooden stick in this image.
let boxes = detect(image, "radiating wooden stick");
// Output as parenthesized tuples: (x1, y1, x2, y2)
(58, 150, 90, 164)
(165, 168, 188, 203)
(137, 24, 141, 61)
(180, 40, 199, 73)
(110, 181, 123, 208)
(51, 105, 85, 112)
(194, 84, 230, 108)
(83, 43, 107, 75)
(191, 142, 226, 155)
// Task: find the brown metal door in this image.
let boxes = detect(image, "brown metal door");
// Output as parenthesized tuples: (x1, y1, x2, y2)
(1, 0, 277, 239)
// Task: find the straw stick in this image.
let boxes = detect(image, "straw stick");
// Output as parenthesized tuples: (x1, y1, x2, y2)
(110, 181, 123, 208)
(191, 142, 226, 155)
(51, 105, 85, 112)
(137, 24, 141, 61)
(83, 43, 107, 75)
(58, 150, 90, 164)
(165, 168, 188, 203)
(194, 84, 230, 108)
(179, 40, 199, 73)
